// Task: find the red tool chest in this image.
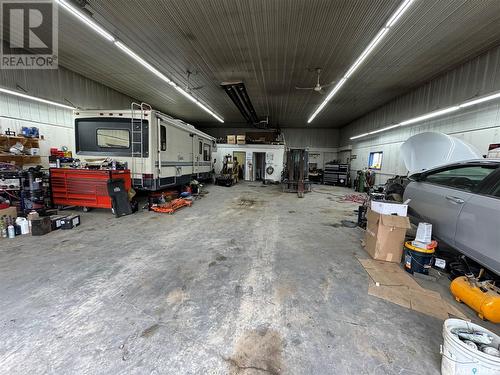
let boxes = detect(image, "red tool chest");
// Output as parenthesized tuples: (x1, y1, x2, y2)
(50, 168, 131, 209)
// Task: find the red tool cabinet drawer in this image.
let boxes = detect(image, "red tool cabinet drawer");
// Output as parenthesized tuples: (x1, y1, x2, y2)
(50, 168, 131, 209)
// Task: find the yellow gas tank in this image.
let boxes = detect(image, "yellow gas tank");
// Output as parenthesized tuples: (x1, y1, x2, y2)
(450, 276, 500, 323)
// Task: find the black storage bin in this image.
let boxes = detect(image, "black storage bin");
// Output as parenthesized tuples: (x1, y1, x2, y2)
(31, 217, 51, 236)
(60, 215, 80, 229)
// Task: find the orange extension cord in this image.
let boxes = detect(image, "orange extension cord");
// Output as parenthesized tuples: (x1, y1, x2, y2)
(151, 198, 193, 214)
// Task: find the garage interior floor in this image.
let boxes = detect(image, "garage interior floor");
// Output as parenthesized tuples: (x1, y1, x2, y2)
(1, 183, 498, 374)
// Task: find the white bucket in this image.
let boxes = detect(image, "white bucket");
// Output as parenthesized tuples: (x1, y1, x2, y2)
(441, 319, 500, 375)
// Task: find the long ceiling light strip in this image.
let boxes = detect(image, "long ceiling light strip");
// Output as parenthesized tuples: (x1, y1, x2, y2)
(57, 0, 115, 42)
(307, 0, 415, 123)
(56, 0, 224, 123)
(114, 41, 172, 84)
(460, 92, 500, 108)
(349, 90, 500, 140)
(0, 87, 75, 109)
(174, 86, 224, 123)
(399, 106, 459, 126)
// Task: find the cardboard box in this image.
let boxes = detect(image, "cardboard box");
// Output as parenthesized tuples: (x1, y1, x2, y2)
(31, 217, 51, 236)
(370, 200, 408, 217)
(236, 135, 246, 144)
(0, 207, 17, 222)
(27, 148, 40, 155)
(227, 135, 236, 144)
(364, 209, 411, 263)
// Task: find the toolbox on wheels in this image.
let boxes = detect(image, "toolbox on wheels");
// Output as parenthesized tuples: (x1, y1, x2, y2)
(50, 168, 131, 210)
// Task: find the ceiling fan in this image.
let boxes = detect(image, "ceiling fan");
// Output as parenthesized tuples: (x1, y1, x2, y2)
(295, 68, 335, 94)
(185, 70, 204, 92)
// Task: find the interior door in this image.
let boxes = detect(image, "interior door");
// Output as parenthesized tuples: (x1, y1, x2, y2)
(233, 151, 245, 180)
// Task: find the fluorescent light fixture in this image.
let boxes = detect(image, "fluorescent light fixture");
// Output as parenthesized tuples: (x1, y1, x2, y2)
(58, 1, 224, 123)
(175, 86, 224, 123)
(344, 28, 389, 79)
(349, 90, 500, 140)
(459, 92, 500, 108)
(399, 106, 459, 126)
(56, 0, 115, 42)
(114, 41, 172, 84)
(386, 0, 415, 27)
(308, 78, 347, 123)
(115, 40, 223, 123)
(0, 87, 74, 109)
(350, 133, 370, 140)
(369, 124, 401, 135)
(308, 0, 415, 123)
(325, 78, 347, 102)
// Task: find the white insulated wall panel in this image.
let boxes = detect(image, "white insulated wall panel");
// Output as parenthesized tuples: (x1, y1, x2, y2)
(341, 45, 500, 185)
(0, 66, 134, 154)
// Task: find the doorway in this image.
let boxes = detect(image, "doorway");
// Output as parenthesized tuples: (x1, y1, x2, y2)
(233, 151, 246, 180)
(254, 152, 266, 181)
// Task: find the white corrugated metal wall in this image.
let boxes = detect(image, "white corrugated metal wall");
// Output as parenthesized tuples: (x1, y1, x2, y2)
(340, 44, 500, 184)
(0, 67, 134, 152)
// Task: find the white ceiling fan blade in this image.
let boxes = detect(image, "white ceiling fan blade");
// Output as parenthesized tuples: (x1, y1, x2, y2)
(321, 81, 336, 88)
(295, 86, 315, 90)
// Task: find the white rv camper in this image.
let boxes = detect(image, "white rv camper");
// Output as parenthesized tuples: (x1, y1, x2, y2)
(74, 103, 216, 190)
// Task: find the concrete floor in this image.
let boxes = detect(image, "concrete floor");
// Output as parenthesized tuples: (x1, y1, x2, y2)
(0, 183, 497, 374)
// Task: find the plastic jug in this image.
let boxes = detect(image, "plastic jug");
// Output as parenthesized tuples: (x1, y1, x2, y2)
(15, 217, 30, 235)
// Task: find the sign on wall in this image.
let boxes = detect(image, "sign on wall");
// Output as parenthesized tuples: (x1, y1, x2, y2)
(1, 0, 58, 69)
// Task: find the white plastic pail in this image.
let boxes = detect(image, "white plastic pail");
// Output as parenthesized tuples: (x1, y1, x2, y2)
(441, 319, 500, 375)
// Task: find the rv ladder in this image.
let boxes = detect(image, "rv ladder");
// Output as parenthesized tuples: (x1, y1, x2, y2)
(130, 102, 152, 188)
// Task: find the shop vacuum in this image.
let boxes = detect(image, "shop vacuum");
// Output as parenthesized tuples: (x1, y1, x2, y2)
(20, 166, 51, 213)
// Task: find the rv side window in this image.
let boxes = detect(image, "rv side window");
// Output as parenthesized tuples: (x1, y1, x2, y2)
(160, 125, 167, 151)
(203, 144, 211, 161)
(96, 129, 130, 148)
(199, 141, 203, 155)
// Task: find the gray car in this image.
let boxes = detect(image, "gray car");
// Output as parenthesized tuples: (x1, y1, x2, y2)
(403, 159, 500, 275)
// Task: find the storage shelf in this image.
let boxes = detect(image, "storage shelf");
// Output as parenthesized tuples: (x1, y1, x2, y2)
(0, 154, 41, 158)
(0, 135, 41, 141)
(0, 135, 42, 166)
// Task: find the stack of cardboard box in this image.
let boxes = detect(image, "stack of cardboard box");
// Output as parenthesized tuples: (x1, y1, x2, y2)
(364, 201, 411, 263)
